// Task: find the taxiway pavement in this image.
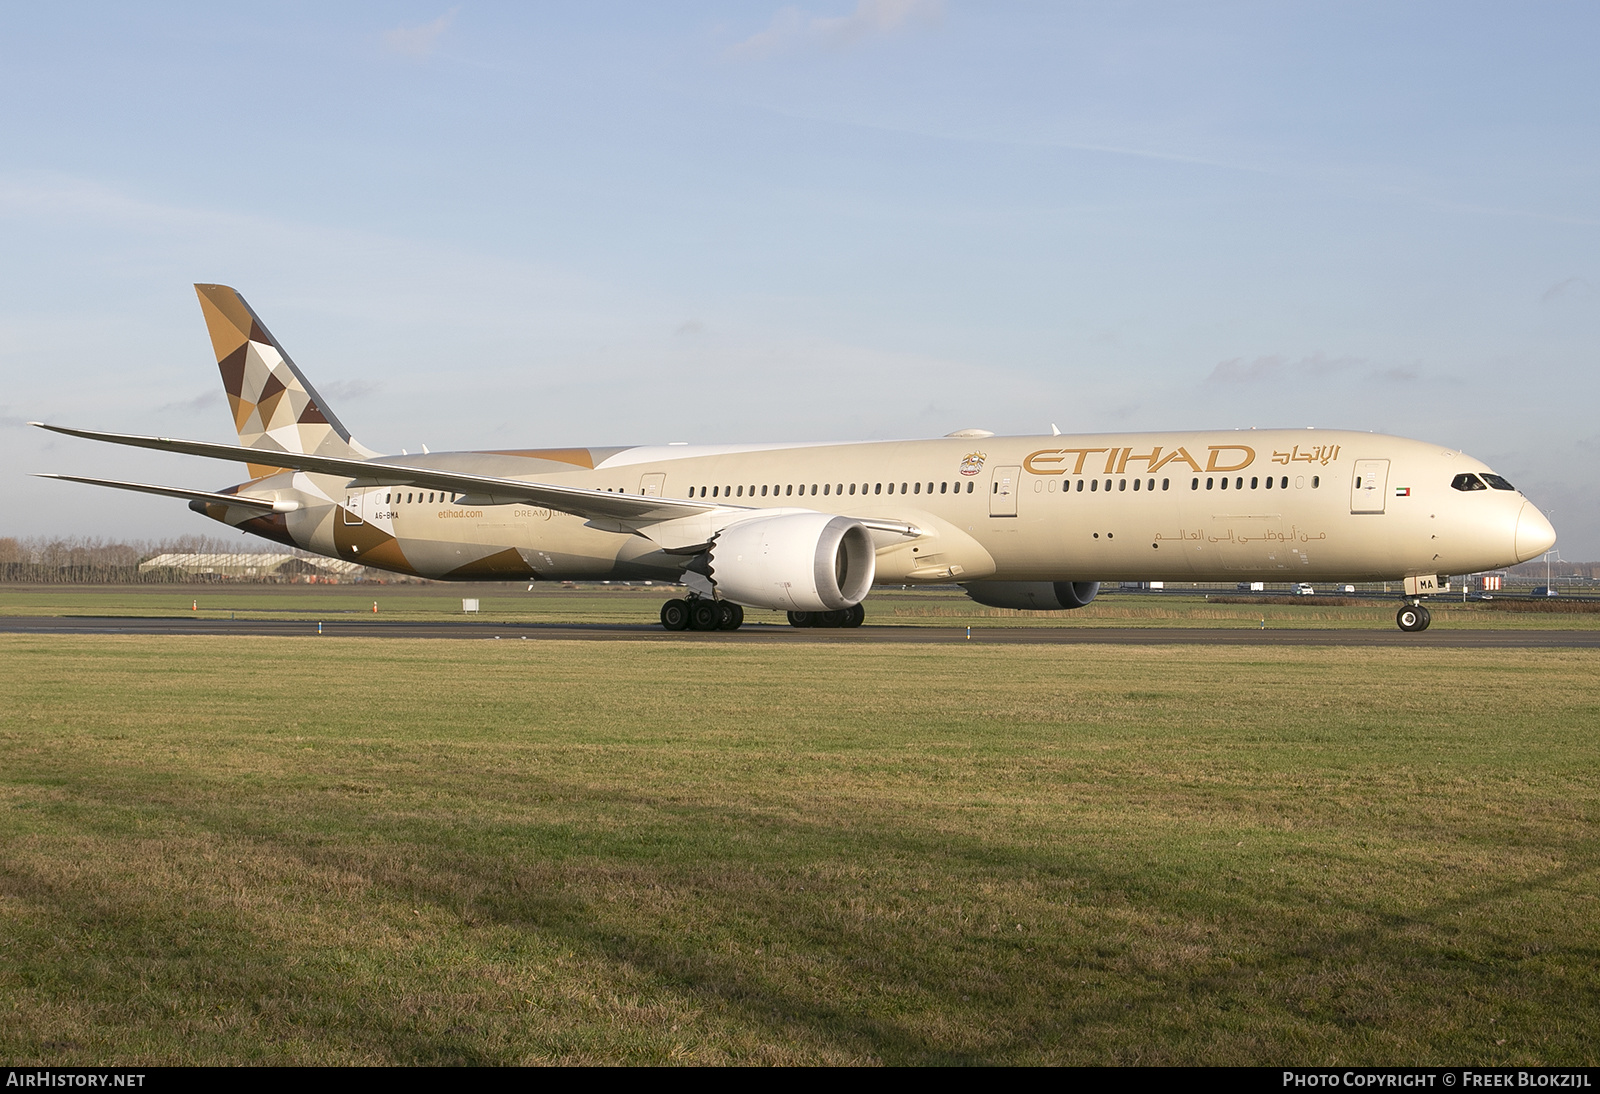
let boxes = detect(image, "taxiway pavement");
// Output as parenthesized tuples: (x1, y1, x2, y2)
(2, 616, 1597, 647)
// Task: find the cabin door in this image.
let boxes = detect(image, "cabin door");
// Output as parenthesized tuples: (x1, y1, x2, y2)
(1351, 459, 1390, 514)
(639, 472, 666, 497)
(989, 466, 1020, 517)
(343, 490, 363, 525)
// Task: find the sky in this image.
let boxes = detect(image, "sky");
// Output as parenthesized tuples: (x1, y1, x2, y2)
(3, 2, 1597, 557)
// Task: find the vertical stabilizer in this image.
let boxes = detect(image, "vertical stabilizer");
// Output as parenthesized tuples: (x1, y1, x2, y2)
(194, 284, 376, 468)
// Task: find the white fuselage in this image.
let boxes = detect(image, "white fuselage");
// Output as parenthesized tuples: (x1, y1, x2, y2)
(251, 428, 1552, 587)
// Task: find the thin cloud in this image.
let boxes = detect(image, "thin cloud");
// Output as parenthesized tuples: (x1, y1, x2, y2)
(382, 9, 458, 59)
(1206, 353, 1371, 385)
(156, 390, 224, 414)
(318, 378, 381, 401)
(729, 0, 941, 59)
(1541, 277, 1593, 303)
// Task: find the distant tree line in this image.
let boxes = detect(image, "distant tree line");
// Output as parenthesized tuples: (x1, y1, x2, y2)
(0, 535, 369, 584)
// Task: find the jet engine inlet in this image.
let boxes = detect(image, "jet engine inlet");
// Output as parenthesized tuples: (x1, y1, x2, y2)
(706, 513, 876, 612)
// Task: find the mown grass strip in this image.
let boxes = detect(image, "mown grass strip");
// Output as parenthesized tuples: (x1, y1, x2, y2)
(2, 636, 1597, 1064)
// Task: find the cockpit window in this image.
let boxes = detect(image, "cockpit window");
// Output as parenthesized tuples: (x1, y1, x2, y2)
(1481, 473, 1517, 491)
(1451, 473, 1488, 492)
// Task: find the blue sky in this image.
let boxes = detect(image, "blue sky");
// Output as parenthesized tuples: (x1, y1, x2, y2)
(4, 2, 1597, 556)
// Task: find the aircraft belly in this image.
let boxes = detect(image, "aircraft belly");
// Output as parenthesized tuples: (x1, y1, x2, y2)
(384, 508, 684, 582)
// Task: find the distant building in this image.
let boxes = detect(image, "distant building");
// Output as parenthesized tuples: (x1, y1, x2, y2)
(138, 552, 368, 581)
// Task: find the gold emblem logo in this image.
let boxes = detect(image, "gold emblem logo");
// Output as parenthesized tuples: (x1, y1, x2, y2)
(959, 451, 987, 476)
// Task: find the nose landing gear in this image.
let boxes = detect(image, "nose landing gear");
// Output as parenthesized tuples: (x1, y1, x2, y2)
(659, 597, 744, 631)
(1396, 603, 1432, 632)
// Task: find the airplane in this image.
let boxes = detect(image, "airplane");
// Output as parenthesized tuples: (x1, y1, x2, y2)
(34, 284, 1557, 633)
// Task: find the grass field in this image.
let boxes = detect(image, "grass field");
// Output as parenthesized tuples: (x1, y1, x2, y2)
(3, 633, 1598, 1065)
(2, 582, 1597, 629)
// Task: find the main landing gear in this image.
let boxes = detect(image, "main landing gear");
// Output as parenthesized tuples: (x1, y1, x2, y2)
(787, 604, 866, 629)
(660, 597, 743, 632)
(1396, 603, 1432, 632)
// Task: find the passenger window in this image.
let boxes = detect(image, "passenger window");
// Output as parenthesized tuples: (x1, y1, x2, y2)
(1090, 479, 1098, 492)
(913, 482, 921, 494)
(927, 482, 934, 494)
(1280, 476, 1288, 489)
(837, 484, 844, 494)
(1250, 477, 1258, 489)
(1312, 476, 1319, 488)
(1220, 478, 1228, 490)
(1452, 473, 1488, 491)
(407, 492, 413, 503)
(1265, 476, 1273, 490)
(901, 483, 908, 493)
(875, 483, 882, 495)
(1482, 473, 1516, 491)
(1206, 478, 1214, 490)
(967, 481, 974, 493)
(1119, 479, 1127, 491)
(1191, 478, 1199, 490)
(1161, 478, 1169, 490)
(786, 485, 793, 496)
(849, 483, 856, 495)
(940, 482, 948, 494)
(823, 484, 830, 495)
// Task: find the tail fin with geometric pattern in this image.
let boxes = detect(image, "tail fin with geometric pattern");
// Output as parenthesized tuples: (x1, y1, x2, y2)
(194, 284, 375, 467)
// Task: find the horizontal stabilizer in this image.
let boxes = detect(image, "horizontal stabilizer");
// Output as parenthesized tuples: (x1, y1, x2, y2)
(32, 473, 296, 512)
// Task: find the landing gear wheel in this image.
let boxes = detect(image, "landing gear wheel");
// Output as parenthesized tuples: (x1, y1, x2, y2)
(660, 599, 689, 631)
(787, 611, 814, 628)
(688, 599, 721, 631)
(717, 602, 744, 631)
(844, 603, 865, 628)
(818, 609, 848, 628)
(1397, 604, 1431, 632)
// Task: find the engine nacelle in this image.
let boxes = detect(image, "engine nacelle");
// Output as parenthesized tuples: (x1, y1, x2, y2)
(961, 580, 1100, 611)
(707, 513, 876, 611)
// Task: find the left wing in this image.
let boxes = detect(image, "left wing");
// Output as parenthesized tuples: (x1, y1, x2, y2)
(32, 423, 721, 524)
(33, 473, 300, 512)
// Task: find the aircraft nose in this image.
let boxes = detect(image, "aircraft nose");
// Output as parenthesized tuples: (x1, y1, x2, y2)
(1515, 502, 1557, 562)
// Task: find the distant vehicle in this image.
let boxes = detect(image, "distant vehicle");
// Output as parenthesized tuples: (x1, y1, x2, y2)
(1237, 581, 1265, 592)
(1294, 583, 1316, 596)
(1341, 584, 1356, 593)
(1532, 586, 1559, 597)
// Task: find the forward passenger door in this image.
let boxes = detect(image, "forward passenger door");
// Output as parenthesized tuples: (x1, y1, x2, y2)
(1351, 459, 1389, 514)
